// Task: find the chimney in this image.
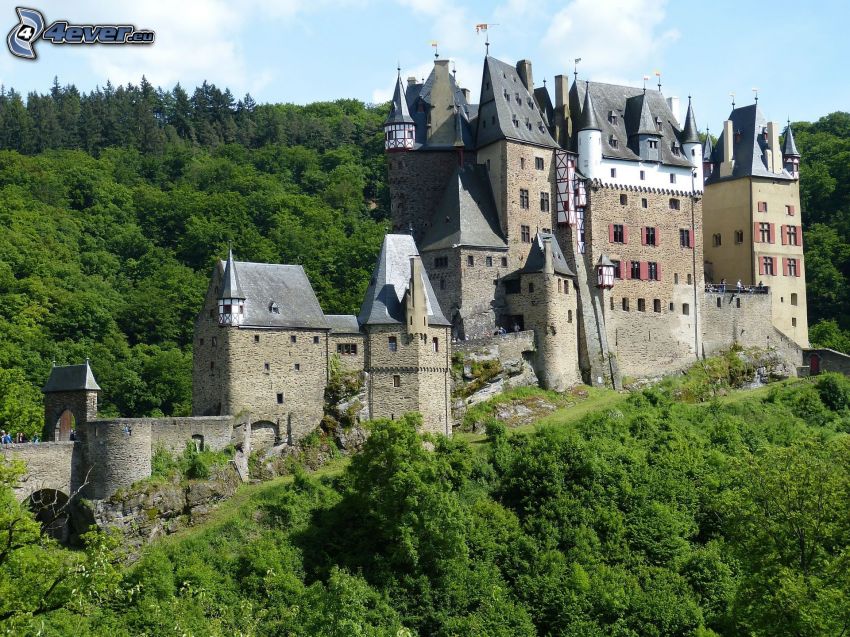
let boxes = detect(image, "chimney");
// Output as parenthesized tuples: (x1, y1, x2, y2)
(554, 74, 568, 108)
(461, 88, 471, 103)
(542, 236, 554, 275)
(407, 76, 418, 88)
(766, 121, 782, 173)
(666, 96, 681, 126)
(720, 119, 735, 178)
(406, 255, 428, 335)
(516, 59, 534, 92)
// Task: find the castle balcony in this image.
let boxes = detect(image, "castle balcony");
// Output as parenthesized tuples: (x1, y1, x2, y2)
(705, 284, 769, 295)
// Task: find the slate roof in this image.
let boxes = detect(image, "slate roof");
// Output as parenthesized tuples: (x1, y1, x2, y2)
(216, 260, 329, 330)
(782, 122, 800, 157)
(570, 81, 692, 167)
(702, 130, 713, 162)
(627, 93, 657, 136)
(577, 84, 601, 131)
(407, 64, 476, 149)
(220, 249, 244, 299)
(521, 232, 575, 277)
(680, 99, 700, 144)
(43, 361, 101, 393)
(475, 56, 558, 149)
(706, 104, 795, 183)
(420, 164, 507, 252)
(386, 73, 413, 125)
(325, 314, 361, 334)
(358, 234, 451, 326)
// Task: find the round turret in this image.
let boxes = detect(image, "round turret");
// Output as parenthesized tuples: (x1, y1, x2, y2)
(385, 72, 415, 152)
(577, 83, 602, 179)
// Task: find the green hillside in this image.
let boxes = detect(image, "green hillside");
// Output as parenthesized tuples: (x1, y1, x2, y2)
(2, 366, 849, 635)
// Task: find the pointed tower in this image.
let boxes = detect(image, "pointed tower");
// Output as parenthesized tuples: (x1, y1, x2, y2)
(577, 83, 602, 179)
(384, 71, 415, 152)
(680, 97, 702, 183)
(782, 120, 800, 179)
(702, 127, 714, 182)
(218, 248, 245, 326)
(42, 360, 101, 441)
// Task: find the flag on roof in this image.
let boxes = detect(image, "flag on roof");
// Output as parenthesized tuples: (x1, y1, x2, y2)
(475, 23, 488, 32)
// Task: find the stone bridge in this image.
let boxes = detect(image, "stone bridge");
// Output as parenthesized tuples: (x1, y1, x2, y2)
(1, 442, 78, 502)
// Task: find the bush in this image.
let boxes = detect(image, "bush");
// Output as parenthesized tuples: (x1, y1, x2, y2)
(815, 372, 850, 411)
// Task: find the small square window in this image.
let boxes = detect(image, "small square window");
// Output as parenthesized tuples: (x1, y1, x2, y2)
(520, 157, 526, 169)
(620, 194, 627, 205)
(486, 256, 493, 267)
(388, 336, 398, 352)
(653, 299, 661, 313)
(254, 334, 260, 343)
(290, 335, 297, 343)
(637, 298, 646, 312)
(792, 317, 797, 327)
(467, 255, 474, 266)
(501, 257, 508, 267)
(669, 198, 681, 210)
(622, 298, 630, 311)
(432, 337, 439, 352)
(277, 393, 284, 404)
(683, 303, 690, 315)
(393, 375, 401, 388)
(669, 173, 676, 184)
(294, 363, 300, 371)
(640, 170, 646, 180)
(669, 302, 674, 311)
(535, 157, 544, 170)
(313, 335, 320, 344)
(264, 362, 270, 372)
(641, 198, 648, 208)
(610, 168, 617, 178)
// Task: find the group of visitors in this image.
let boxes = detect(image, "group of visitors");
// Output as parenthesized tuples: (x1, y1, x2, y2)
(0, 430, 41, 446)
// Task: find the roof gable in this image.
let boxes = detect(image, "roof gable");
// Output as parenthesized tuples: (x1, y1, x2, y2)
(43, 361, 101, 393)
(521, 232, 575, 276)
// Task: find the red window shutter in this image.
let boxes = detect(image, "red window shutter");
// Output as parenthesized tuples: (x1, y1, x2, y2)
(789, 205, 795, 216)
(769, 223, 775, 244)
(796, 259, 801, 277)
(799, 228, 803, 249)
(624, 262, 631, 279)
(639, 261, 648, 280)
(623, 225, 629, 244)
(688, 230, 694, 248)
(657, 262, 663, 281)
(781, 224, 787, 245)
(655, 227, 660, 246)
(609, 223, 614, 243)
(641, 227, 647, 245)
(759, 257, 765, 276)
(753, 222, 760, 243)
(782, 258, 789, 276)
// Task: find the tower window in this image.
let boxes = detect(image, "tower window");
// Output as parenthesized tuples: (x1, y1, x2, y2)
(432, 337, 439, 352)
(683, 303, 690, 316)
(620, 194, 628, 205)
(521, 225, 531, 243)
(290, 335, 297, 343)
(610, 168, 617, 178)
(759, 222, 771, 243)
(528, 283, 535, 293)
(622, 298, 630, 311)
(313, 335, 320, 344)
(670, 173, 676, 184)
(199, 338, 204, 346)
(254, 335, 260, 343)
(640, 170, 646, 180)
(568, 309, 573, 322)
(648, 261, 658, 280)
(648, 140, 659, 149)
(653, 299, 661, 313)
(735, 230, 744, 244)
(713, 233, 722, 247)
(612, 260, 621, 279)
(520, 157, 526, 169)
(535, 157, 544, 170)
(486, 256, 493, 267)
(787, 226, 799, 245)
(434, 256, 448, 268)
(792, 317, 797, 327)
(791, 293, 798, 305)
(641, 198, 648, 208)
(393, 375, 401, 388)
(277, 393, 284, 404)
(388, 336, 398, 352)
(644, 227, 656, 246)
(210, 361, 215, 370)
(294, 363, 300, 371)
(758, 201, 768, 212)
(440, 278, 446, 290)
(540, 192, 550, 212)
(637, 298, 646, 312)
(608, 111, 618, 125)
(501, 256, 508, 267)
(786, 205, 796, 216)
(609, 136, 618, 148)
(519, 189, 529, 209)
(631, 261, 641, 279)
(212, 336, 218, 347)
(264, 362, 270, 372)
(467, 255, 474, 267)
(669, 198, 681, 210)
(680, 229, 691, 247)
(612, 224, 625, 243)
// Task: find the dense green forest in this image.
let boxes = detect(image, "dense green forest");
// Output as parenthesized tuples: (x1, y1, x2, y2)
(2, 368, 849, 635)
(0, 79, 848, 435)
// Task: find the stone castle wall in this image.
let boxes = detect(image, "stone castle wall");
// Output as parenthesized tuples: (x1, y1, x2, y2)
(1, 442, 75, 501)
(328, 333, 365, 373)
(386, 150, 459, 242)
(81, 419, 153, 500)
(43, 390, 98, 440)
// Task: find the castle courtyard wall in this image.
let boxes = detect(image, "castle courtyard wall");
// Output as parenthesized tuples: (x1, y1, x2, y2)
(328, 333, 365, 373)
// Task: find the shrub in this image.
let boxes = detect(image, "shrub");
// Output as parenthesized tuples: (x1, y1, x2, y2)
(815, 372, 850, 411)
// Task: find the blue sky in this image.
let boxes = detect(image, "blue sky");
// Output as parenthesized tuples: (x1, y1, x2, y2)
(0, 0, 846, 132)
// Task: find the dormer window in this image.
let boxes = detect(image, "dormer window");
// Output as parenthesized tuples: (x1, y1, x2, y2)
(655, 117, 663, 132)
(671, 144, 681, 156)
(608, 111, 618, 125)
(515, 93, 521, 105)
(269, 301, 280, 314)
(503, 89, 509, 100)
(609, 136, 619, 149)
(527, 98, 534, 108)
(648, 140, 659, 149)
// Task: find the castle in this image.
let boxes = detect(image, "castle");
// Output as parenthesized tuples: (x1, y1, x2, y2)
(6, 53, 811, 507)
(190, 53, 808, 434)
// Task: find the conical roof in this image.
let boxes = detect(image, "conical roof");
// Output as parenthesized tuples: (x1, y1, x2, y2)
(220, 248, 245, 299)
(577, 83, 601, 131)
(385, 72, 413, 125)
(702, 128, 713, 161)
(631, 93, 657, 136)
(680, 98, 700, 143)
(782, 122, 800, 157)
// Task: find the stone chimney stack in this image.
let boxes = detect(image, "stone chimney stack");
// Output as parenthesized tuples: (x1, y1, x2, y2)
(406, 255, 428, 335)
(554, 74, 570, 147)
(461, 88, 471, 103)
(516, 59, 534, 92)
(543, 236, 554, 275)
(407, 76, 418, 88)
(766, 121, 782, 173)
(720, 119, 735, 178)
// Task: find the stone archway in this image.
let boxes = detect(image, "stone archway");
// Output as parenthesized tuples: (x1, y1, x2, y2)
(55, 409, 75, 441)
(250, 420, 279, 453)
(46, 404, 84, 442)
(26, 488, 71, 543)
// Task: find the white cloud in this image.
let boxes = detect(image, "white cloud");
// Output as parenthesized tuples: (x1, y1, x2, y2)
(542, 0, 679, 85)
